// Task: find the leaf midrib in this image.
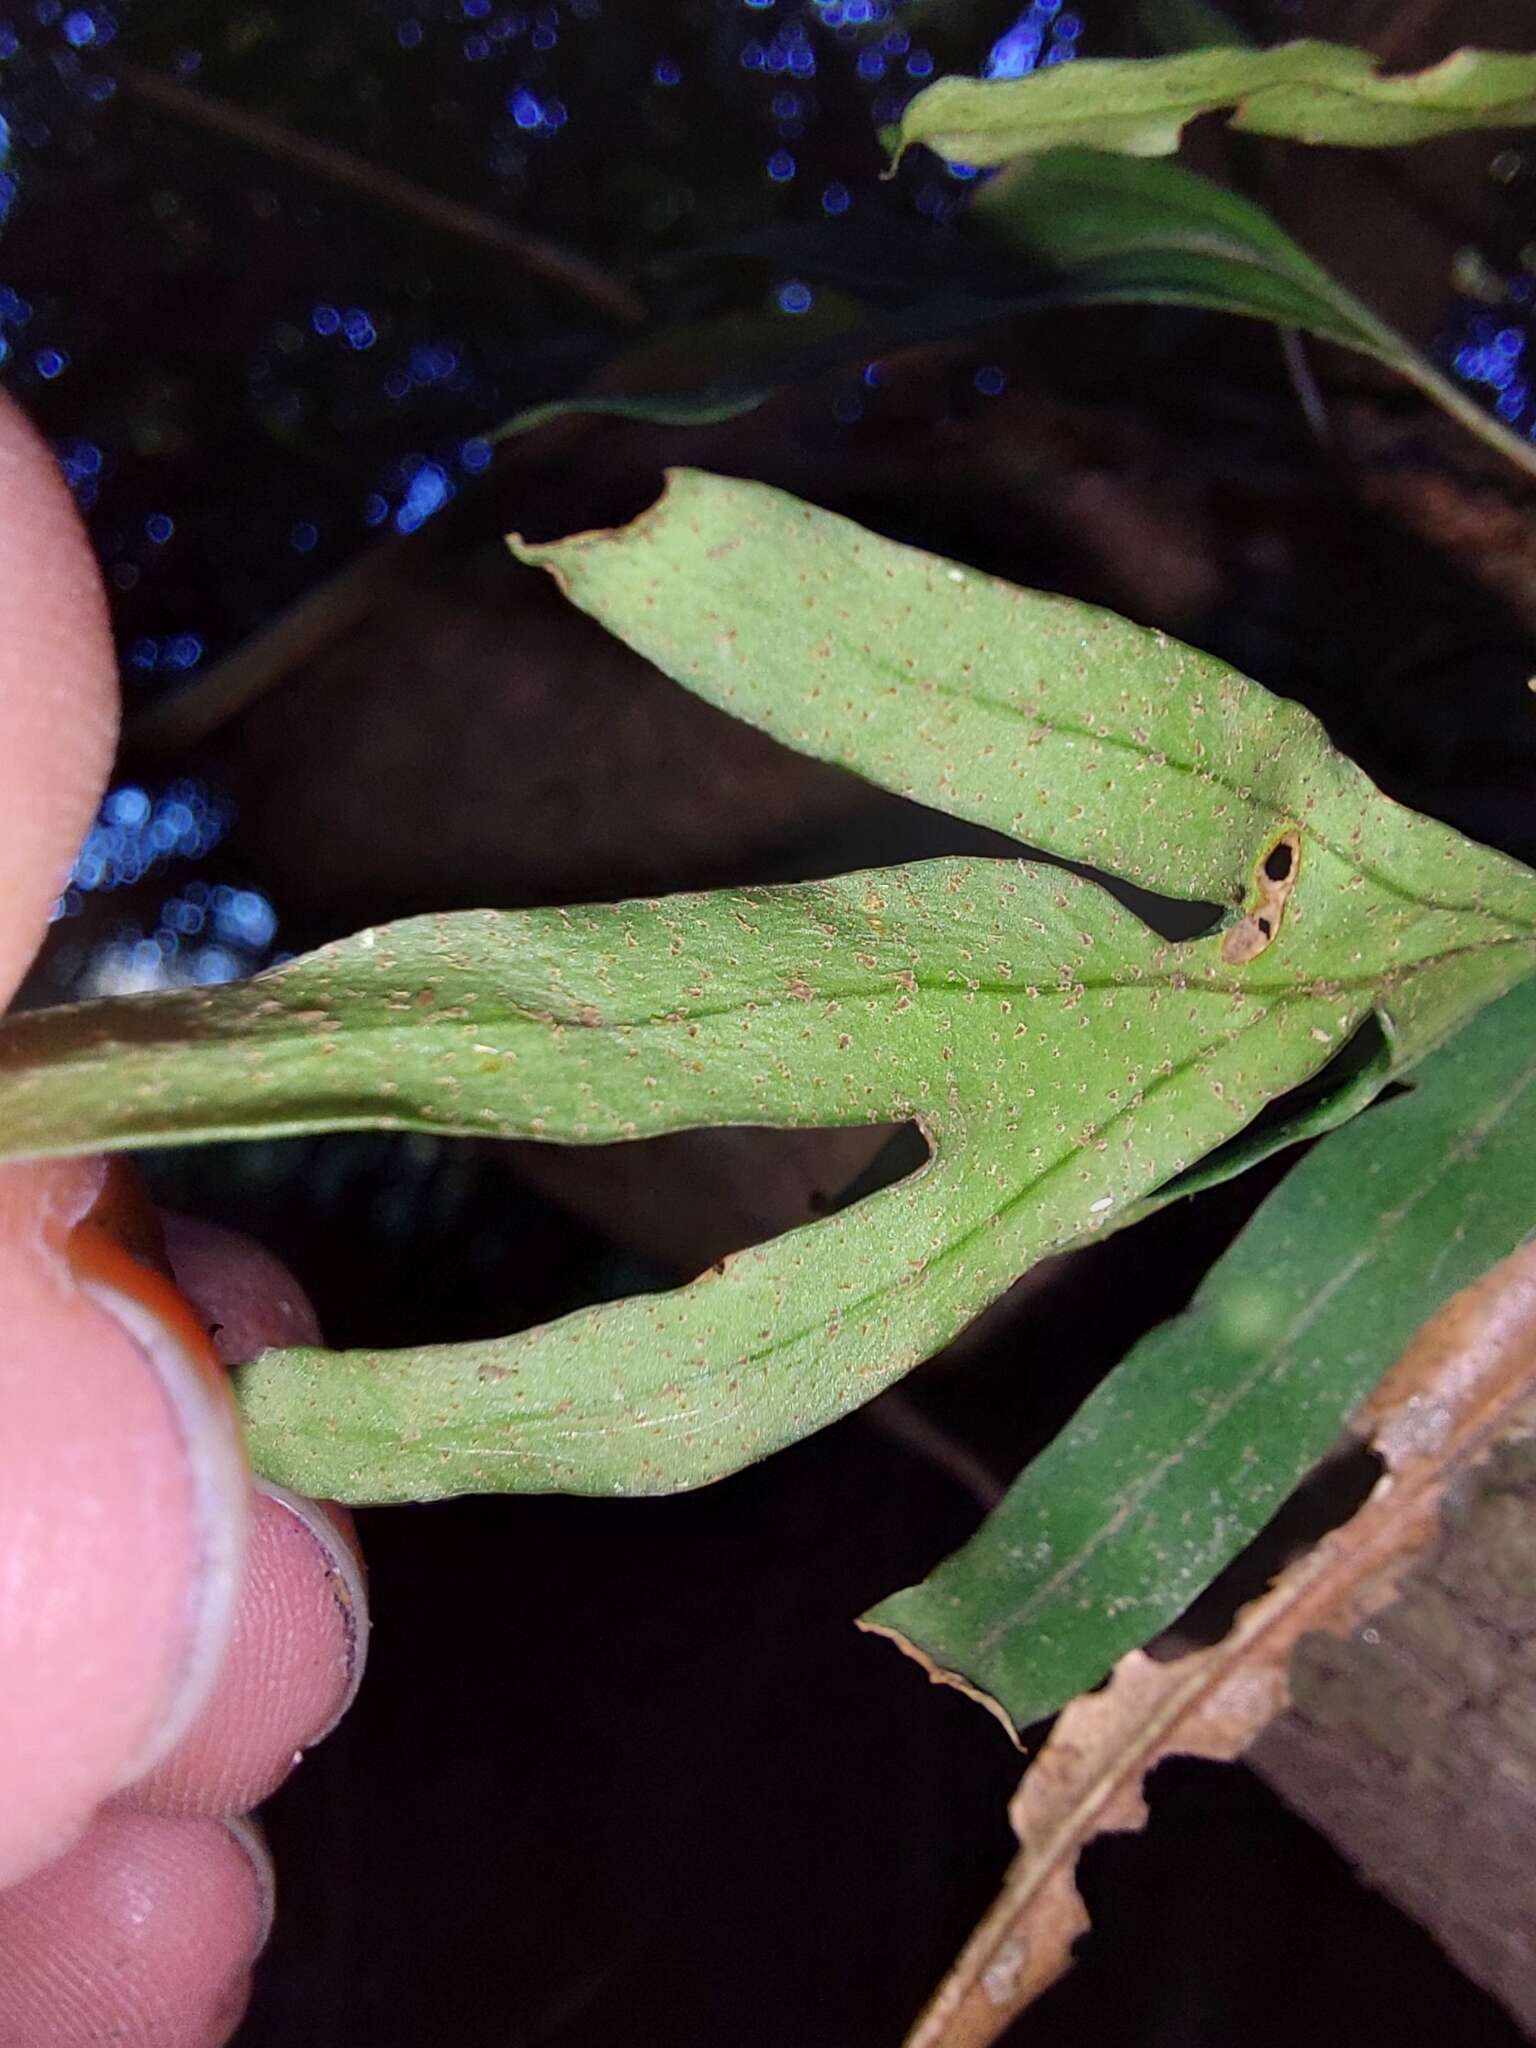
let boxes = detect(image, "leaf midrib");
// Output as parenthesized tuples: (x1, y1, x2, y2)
(9, 932, 1527, 1089)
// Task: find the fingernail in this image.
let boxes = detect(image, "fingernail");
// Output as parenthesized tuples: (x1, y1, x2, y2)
(219, 1815, 277, 1954)
(67, 1180, 250, 1782)
(253, 1481, 370, 1744)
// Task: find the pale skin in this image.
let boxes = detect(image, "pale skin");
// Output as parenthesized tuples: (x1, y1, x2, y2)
(0, 395, 369, 2044)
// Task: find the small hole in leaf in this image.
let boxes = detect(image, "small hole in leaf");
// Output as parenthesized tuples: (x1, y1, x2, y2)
(1263, 840, 1295, 883)
(1255, 915, 1272, 937)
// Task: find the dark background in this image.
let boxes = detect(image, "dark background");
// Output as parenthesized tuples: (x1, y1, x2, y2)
(3, 1, 1535, 2041)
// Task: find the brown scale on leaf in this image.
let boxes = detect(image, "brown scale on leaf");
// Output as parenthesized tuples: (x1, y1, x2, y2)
(1221, 830, 1301, 966)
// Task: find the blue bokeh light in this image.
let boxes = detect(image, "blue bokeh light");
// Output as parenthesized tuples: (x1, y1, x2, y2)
(66, 779, 234, 898)
(56, 437, 102, 505)
(165, 632, 203, 670)
(986, 2, 1083, 80)
(394, 457, 453, 533)
(1445, 303, 1536, 436)
(62, 4, 114, 45)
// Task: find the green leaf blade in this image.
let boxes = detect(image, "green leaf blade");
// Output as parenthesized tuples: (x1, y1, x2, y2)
(518, 469, 1294, 903)
(894, 42, 1536, 169)
(0, 862, 1124, 1160)
(861, 971, 1536, 1733)
(971, 150, 1536, 485)
(4, 853, 1404, 1500)
(974, 146, 1361, 317)
(1231, 46, 1536, 147)
(235, 914, 1374, 1501)
(208, 851, 1410, 1501)
(3, 479, 1531, 1503)
(512, 472, 1536, 946)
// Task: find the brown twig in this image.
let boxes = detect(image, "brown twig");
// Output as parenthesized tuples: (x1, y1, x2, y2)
(126, 537, 406, 753)
(865, 1391, 1006, 1513)
(113, 61, 646, 327)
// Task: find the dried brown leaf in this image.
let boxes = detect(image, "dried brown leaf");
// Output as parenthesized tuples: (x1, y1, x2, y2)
(906, 1237, 1536, 2048)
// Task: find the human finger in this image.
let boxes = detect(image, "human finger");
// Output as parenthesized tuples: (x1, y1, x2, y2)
(124, 1215, 368, 1817)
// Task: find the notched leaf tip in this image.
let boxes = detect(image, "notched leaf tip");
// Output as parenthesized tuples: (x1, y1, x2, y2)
(856, 1616, 1024, 1747)
(508, 468, 698, 578)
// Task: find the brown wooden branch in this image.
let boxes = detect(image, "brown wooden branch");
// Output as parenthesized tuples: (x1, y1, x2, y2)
(1253, 1389, 1536, 2029)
